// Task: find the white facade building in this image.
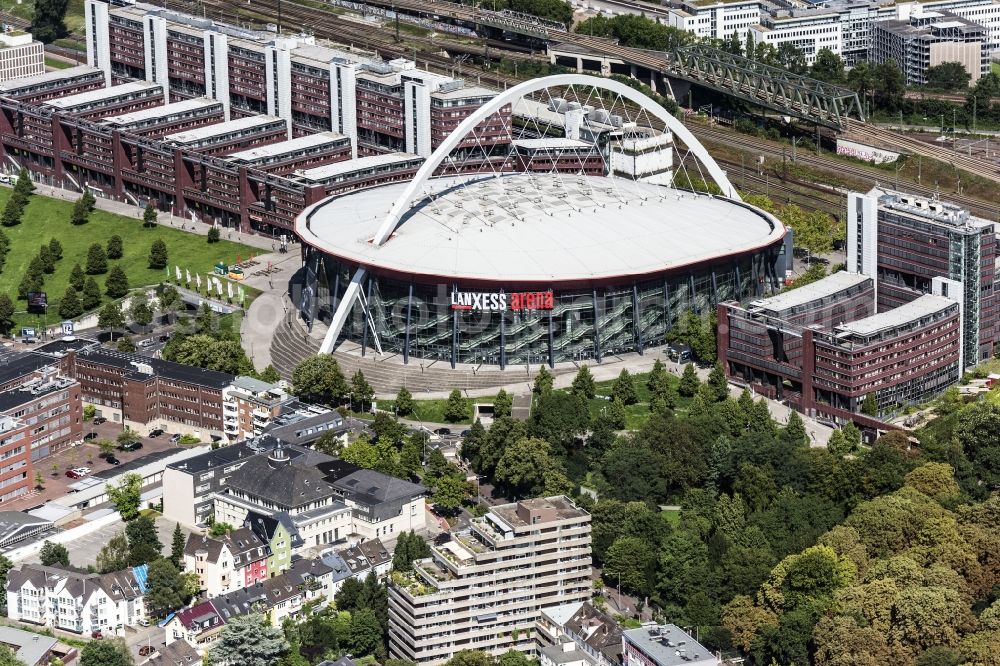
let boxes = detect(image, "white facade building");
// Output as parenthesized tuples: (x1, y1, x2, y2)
(0, 31, 45, 83)
(6, 564, 147, 635)
(667, 0, 761, 40)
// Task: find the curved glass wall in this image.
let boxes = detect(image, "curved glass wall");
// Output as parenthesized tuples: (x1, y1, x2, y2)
(298, 244, 782, 367)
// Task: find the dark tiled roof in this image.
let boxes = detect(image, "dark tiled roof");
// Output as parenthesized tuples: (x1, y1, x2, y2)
(0, 354, 52, 387)
(76, 347, 234, 389)
(0, 378, 76, 414)
(166, 440, 273, 474)
(565, 603, 624, 664)
(174, 600, 222, 631)
(225, 446, 338, 508)
(183, 528, 269, 565)
(244, 510, 303, 550)
(143, 640, 201, 665)
(330, 469, 426, 507)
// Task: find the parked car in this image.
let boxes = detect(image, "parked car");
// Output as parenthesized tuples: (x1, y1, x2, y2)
(65, 469, 82, 479)
(139, 646, 154, 656)
(169, 433, 181, 444)
(65, 467, 90, 479)
(91, 630, 103, 640)
(138, 338, 156, 348)
(149, 428, 164, 438)
(433, 427, 452, 436)
(93, 417, 107, 425)
(106, 455, 120, 466)
(118, 441, 143, 452)
(138, 618, 151, 627)
(83, 432, 99, 441)
(158, 334, 171, 342)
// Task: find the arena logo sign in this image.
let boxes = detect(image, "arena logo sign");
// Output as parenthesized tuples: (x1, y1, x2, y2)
(450, 290, 554, 312)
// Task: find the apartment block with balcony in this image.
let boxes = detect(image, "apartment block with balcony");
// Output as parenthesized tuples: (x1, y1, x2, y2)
(388, 496, 592, 665)
(6, 564, 147, 635)
(221, 376, 292, 440)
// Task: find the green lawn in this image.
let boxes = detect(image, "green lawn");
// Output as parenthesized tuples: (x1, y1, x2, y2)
(993, 62, 1000, 77)
(45, 57, 73, 70)
(587, 370, 694, 429)
(376, 396, 494, 426)
(0, 189, 256, 328)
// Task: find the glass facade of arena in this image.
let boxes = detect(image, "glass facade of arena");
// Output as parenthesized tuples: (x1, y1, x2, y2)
(299, 243, 785, 368)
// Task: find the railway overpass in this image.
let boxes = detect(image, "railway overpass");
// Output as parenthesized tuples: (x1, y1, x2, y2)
(332, 0, 865, 128)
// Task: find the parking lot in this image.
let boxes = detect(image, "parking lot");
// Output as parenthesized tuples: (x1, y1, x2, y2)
(20, 514, 194, 569)
(4, 420, 191, 512)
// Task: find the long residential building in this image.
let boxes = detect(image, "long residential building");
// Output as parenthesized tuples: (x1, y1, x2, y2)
(388, 496, 592, 665)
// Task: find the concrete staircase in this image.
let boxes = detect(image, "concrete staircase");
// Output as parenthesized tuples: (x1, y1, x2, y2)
(268, 317, 579, 394)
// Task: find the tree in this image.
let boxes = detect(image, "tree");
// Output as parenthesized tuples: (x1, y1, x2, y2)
(209, 613, 288, 666)
(58, 287, 83, 320)
(291, 355, 347, 405)
(85, 243, 107, 274)
(96, 531, 130, 573)
(70, 191, 95, 225)
(611, 369, 638, 405)
(811, 48, 845, 83)
(16, 268, 43, 301)
(129, 292, 153, 329)
(679, 363, 700, 397)
(38, 245, 55, 274)
(258, 364, 280, 383)
(107, 472, 143, 522)
(708, 361, 729, 402)
(0, 192, 26, 228)
(782, 411, 808, 447)
(350, 370, 375, 411)
(106, 235, 123, 260)
(530, 391, 590, 450)
(13, 168, 34, 197)
(606, 396, 627, 430)
(0, 555, 11, 610)
(493, 389, 513, 418)
(495, 437, 567, 498)
(126, 515, 162, 566)
(861, 393, 878, 417)
(393, 531, 432, 572)
(80, 639, 134, 666)
(395, 385, 415, 416)
(39, 540, 69, 567)
(68, 263, 86, 292)
(142, 203, 157, 228)
(207, 226, 221, 243)
(0, 645, 16, 666)
(432, 474, 469, 513)
(0, 295, 13, 334)
(48, 237, 62, 261)
(571, 365, 596, 399)
(146, 557, 186, 617)
(444, 651, 495, 666)
(116, 336, 136, 353)
(349, 608, 384, 657)
(604, 536, 654, 595)
(926, 61, 971, 91)
(533, 366, 554, 396)
(444, 389, 468, 423)
(170, 522, 185, 567)
(82, 276, 102, 311)
(148, 239, 168, 269)
(335, 577, 364, 611)
(30, 0, 70, 43)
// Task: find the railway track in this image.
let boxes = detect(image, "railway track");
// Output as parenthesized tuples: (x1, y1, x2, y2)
(173, 0, 1000, 220)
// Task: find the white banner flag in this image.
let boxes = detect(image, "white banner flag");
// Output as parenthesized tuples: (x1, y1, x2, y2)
(196, 274, 202, 289)
(175, 266, 181, 281)
(185, 269, 192, 285)
(227, 281, 234, 300)
(216, 280, 223, 297)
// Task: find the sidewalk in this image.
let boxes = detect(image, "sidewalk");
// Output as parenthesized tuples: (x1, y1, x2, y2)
(27, 182, 278, 251)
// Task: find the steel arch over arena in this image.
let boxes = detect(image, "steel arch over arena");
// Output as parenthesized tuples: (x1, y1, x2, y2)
(296, 74, 791, 368)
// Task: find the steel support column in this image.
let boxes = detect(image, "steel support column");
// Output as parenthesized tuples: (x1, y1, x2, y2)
(592, 289, 602, 362)
(403, 283, 413, 364)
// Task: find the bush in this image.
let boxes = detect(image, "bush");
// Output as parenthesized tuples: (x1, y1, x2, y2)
(207, 227, 220, 243)
(148, 239, 168, 269)
(106, 235, 123, 259)
(85, 243, 107, 275)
